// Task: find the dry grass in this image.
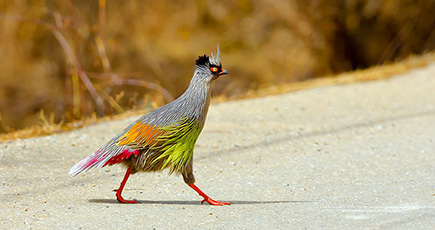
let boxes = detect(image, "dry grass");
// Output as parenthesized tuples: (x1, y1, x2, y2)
(0, 109, 141, 141)
(2, 51, 434, 142)
(238, 52, 435, 99)
(0, 0, 434, 138)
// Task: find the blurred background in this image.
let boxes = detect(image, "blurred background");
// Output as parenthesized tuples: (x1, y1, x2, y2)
(0, 0, 434, 134)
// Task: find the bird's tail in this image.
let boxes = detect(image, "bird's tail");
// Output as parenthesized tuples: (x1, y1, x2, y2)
(69, 148, 106, 176)
(69, 140, 130, 176)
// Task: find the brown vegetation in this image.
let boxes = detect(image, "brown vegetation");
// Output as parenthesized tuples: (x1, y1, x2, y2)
(0, 0, 434, 136)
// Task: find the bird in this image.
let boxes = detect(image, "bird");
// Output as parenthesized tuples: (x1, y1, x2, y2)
(69, 46, 230, 206)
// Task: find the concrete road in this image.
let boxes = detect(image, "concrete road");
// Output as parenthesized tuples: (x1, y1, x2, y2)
(1, 64, 434, 229)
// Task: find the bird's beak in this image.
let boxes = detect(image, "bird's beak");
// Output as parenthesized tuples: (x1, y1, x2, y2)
(219, 69, 228, 75)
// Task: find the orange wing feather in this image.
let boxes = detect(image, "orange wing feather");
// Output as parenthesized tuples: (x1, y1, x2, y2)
(117, 122, 164, 148)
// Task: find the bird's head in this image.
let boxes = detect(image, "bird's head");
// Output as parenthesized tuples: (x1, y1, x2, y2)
(194, 46, 228, 81)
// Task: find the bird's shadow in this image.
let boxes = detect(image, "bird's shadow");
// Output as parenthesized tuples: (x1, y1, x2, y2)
(88, 199, 307, 205)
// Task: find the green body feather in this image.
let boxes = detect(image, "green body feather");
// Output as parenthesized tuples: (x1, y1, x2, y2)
(152, 117, 203, 174)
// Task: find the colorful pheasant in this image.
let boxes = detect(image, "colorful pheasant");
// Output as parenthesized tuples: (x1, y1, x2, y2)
(70, 46, 229, 205)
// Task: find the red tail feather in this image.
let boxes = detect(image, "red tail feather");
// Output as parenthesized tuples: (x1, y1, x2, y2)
(104, 149, 139, 166)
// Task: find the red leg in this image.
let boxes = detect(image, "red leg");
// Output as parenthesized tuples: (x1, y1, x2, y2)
(113, 167, 137, 204)
(187, 183, 230, 206)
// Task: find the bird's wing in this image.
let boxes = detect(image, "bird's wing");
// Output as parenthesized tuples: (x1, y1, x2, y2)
(69, 121, 167, 176)
(116, 121, 166, 149)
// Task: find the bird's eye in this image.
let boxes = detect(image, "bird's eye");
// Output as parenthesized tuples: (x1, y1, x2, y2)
(210, 67, 219, 73)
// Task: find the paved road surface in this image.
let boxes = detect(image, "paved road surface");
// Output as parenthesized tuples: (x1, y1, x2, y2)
(1, 64, 434, 229)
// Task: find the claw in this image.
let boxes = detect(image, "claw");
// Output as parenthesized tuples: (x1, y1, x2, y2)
(187, 183, 230, 206)
(201, 197, 230, 206)
(116, 196, 138, 204)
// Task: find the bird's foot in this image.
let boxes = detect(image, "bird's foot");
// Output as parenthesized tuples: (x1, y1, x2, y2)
(117, 197, 138, 204)
(201, 197, 230, 206)
(187, 183, 230, 206)
(113, 189, 138, 204)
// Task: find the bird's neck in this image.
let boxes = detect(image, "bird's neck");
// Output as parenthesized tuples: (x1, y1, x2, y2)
(177, 73, 213, 123)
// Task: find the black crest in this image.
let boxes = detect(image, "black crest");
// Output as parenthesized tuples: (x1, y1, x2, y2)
(195, 55, 210, 67)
